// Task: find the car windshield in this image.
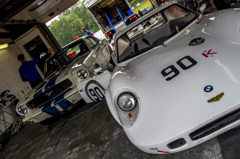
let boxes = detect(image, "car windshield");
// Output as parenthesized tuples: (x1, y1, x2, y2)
(117, 4, 197, 62)
(44, 39, 89, 77)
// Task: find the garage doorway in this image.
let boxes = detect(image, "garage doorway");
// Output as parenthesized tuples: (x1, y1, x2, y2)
(23, 36, 49, 73)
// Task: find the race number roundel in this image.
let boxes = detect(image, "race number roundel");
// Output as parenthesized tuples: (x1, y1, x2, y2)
(85, 80, 105, 102)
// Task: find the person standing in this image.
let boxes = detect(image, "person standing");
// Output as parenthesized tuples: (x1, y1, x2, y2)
(17, 54, 43, 89)
(138, 10, 143, 17)
(81, 26, 93, 35)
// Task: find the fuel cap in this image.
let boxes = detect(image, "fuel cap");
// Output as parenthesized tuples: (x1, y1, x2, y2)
(189, 37, 205, 46)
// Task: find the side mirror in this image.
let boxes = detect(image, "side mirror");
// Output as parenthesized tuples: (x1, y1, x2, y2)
(199, 3, 206, 13)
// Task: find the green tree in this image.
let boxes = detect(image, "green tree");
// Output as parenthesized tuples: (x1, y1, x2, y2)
(48, 1, 99, 47)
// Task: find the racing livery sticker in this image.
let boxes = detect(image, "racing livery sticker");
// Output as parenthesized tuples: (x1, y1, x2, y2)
(208, 92, 224, 103)
(85, 80, 105, 102)
(161, 56, 197, 81)
(202, 49, 217, 58)
(77, 71, 112, 103)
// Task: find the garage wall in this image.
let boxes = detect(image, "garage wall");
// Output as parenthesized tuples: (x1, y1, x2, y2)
(0, 26, 52, 100)
(0, 44, 31, 100)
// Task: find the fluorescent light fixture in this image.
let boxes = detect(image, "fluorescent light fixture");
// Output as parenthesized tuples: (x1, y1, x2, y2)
(29, 0, 47, 11)
(0, 43, 9, 50)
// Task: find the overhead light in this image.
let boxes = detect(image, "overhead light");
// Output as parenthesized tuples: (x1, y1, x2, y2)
(0, 43, 9, 50)
(29, 0, 47, 11)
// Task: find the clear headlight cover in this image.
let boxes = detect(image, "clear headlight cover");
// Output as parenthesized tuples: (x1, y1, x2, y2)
(18, 105, 28, 114)
(115, 91, 139, 128)
(117, 93, 137, 111)
(77, 69, 88, 79)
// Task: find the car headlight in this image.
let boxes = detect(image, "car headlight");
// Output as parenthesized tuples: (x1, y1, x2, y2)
(18, 105, 28, 114)
(115, 91, 139, 128)
(117, 93, 137, 111)
(77, 69, 88, 79)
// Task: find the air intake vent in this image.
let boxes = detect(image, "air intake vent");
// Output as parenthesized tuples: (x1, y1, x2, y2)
(190, 108, 240, 140)
(167, 138, 186, 149)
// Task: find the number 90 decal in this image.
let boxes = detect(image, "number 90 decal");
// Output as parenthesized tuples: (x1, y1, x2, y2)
(85, 80, 105, 102)
(161, 56, 197, 81)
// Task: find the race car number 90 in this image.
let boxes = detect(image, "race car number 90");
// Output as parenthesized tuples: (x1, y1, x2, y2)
(85, 80, 105, 102)
(161, 56, 197, 81)
(88, 87, 105, 101)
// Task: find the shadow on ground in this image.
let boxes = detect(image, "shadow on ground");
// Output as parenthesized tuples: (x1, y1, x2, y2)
(0, 100, 222, 159)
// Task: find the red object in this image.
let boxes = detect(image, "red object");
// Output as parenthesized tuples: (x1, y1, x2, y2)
(202, 49, 217, 58)
(90, 32, 93, 35)
(74, 36, 79, 40)
(130, 15, 136, 20)
(157, 150, 170, 154)
(67, 51, 76, 58)
(105, 32, 111, 37)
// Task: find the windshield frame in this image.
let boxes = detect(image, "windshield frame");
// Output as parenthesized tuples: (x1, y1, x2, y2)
(44, 38, 90, 77)
(116, 3, 198, 63)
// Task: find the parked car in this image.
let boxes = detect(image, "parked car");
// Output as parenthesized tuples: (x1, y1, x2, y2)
(16, 35, 112, 124)
(105, 1, 240, 154)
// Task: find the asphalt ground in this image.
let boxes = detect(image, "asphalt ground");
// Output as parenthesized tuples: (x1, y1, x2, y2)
(0, 100, 239, 159)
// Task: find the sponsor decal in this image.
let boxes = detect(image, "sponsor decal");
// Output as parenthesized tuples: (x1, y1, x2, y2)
(157, 150, 170, 154)
(150, 148, 169, 154)
(204, 85, 213, 93)
(85, 80, 105, 102)
(202, 49, 217, 58)
(207, 92, 224, 103)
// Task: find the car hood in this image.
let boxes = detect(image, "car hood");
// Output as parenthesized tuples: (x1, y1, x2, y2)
(110, 9, 240, 145)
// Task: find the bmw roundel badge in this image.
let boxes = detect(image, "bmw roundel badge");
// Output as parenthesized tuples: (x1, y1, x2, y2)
(204, 85, 213, 93)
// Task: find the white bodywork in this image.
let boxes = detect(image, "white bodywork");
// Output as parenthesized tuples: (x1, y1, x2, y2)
(77, 71, 111, 103)
(105, 1, 240, 154)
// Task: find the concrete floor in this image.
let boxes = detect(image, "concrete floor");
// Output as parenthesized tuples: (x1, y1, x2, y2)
(0, 100, 239, 159)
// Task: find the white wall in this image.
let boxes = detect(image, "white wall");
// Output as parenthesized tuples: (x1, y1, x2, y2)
(0, 44, 31, 100)
(0, 27, 52, 100)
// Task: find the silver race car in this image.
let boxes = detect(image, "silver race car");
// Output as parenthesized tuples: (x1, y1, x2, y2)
(16, 35, 112, 124)
(105, 1, 240, 154)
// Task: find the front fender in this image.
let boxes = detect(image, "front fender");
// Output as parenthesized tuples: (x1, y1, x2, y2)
(105, 88, 122, 126)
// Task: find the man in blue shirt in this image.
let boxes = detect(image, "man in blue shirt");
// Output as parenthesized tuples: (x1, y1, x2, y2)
(18, 54, 43, 88)
(81, 26, 93, 35)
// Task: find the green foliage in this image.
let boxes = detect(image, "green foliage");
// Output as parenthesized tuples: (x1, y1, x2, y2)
(48, 2, 99, 47)
(128, 0, 145, 8)
(133, 0, 152, 13)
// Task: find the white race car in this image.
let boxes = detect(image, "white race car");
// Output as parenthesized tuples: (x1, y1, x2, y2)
(105, 1, 240, 154)
(16, 36, 112, 124)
